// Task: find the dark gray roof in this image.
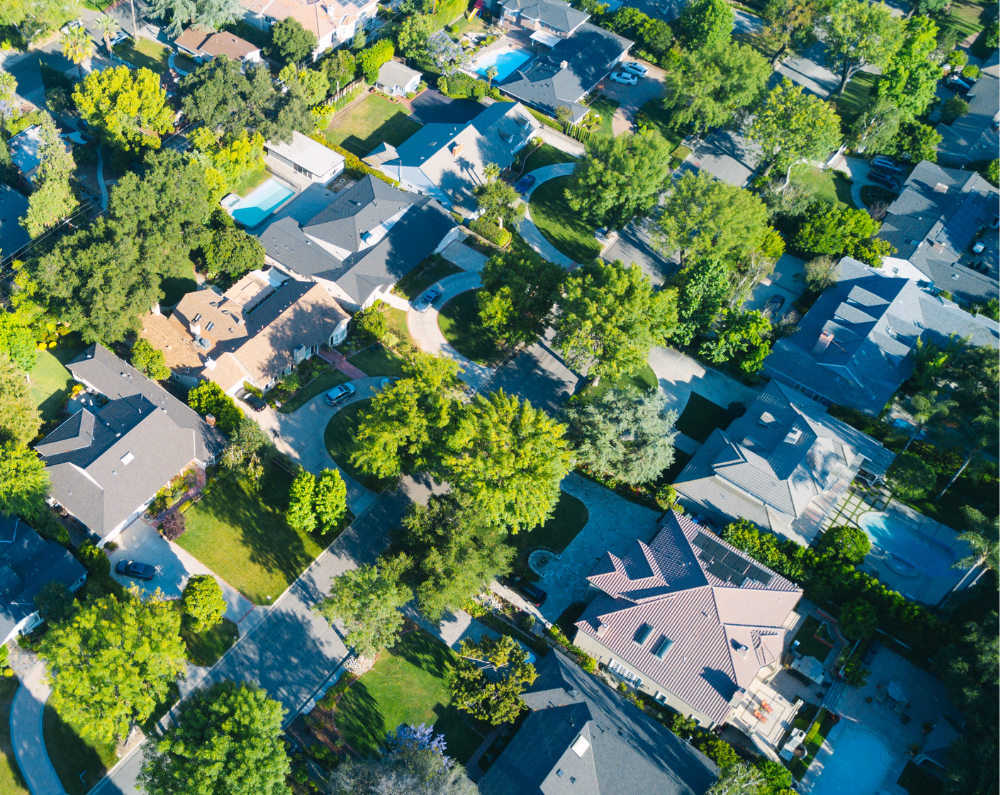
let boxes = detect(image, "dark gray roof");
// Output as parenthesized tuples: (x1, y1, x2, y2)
(479, 651, 718, 795)
(764, 258, 1000, 413)
(0, 515, 86, 642)
(0, 184, 29, 258)
(499, 24, 632, 119)
(259, 175, 458, 305)
(878, 161, 999, 304)
(503, 0, 590, 32)
(573, 512, 801, 725)
(920, 720, 959, 767)
(936, 51, 999, 166)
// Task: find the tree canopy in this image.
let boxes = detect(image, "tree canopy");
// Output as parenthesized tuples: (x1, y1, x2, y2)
(181, 574, 227, 633)
(477, 252, 563, 347)
(875, 16, 941, 118)
(699, 308, 773, 374)
(678, 0, 734, 49)
(148, 0, 243, 36)
(474, 164, 523, 230)
(130, 339, 171, 380)
(73, 66, 173, 152)
(793, 203, 894, 266)
(269, 17, 317, 63)
(22, 113, 77, 237)
(450, 635, 537, 725)
(760, 0, 822, 63)
(820, 0, 903, 93)
(671, 258, 732, 346)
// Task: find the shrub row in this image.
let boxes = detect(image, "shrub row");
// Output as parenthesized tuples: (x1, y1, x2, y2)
(469, 217, 511, 248)
(309, 134, 400, 188)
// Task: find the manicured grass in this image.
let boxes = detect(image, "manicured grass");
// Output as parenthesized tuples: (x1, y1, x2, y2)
(447, 13, 486, 39)
(0, 678, 29, 795)
(173, 53, 201, 74)
(790, 164, 854, 209)
(674, 392, 728, 443)
(324, 399, 381, 488)
(176, 603, 239, 667)
(529, 175, 602, 263)
(30, 343, 83, 424)
(113, 38, 172, 73)
(576, 364, 659, 404)
(586, 96, 619, 137)
(383, 306, 417, 348)
(509, 491, 589, 558)
(438, 289, 505, 366)
(392, 254, 463, 301)
(637, 99, 683, 149)
(519, 142, 577, 173)
(179, 466, 326, 605)
(44, 701, 117, 795)
(335, 630, 483, 762)
(832, 72, 879, 131)
(792, 616, 834, 662)
(278, 369, 350, 414)
(428, 0, 470, 32)
(348, 345, 407, 378)
(160, 259, 198, 307)
(898, 761, 945, 795)
(231, 165, 270, 197)
(323, 94, 423, 158)
(933, 0, 992, 46)
(789, 709, 836, 780)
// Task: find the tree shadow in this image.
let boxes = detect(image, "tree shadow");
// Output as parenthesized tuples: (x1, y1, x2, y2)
(42, 701, 116, 795)
(334, 680, 387, 756)
(393, 629, 455, 680)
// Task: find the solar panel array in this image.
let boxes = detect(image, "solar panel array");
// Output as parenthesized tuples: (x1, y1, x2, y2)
(691, 532, 773, 587)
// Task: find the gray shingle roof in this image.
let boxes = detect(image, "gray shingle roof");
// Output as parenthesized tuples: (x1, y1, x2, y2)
(573, 512, 802, 725)
(503, 0, 590, 32)
(0, 184, 29, 258)
(376, 60, 421, 89)
(763, 257, 1000, 413)
(936, 52, 1000, 166)
(479, 651, 718, 795)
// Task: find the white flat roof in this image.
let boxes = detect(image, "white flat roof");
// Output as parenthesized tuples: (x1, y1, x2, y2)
(529, 29, 561, 47)
(265, 131, 346, 177)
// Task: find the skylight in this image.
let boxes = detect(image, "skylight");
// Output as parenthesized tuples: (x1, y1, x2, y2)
(571, 735, 591, 757)
(120, 452, 135, 466)
(633, 623, 652, 646)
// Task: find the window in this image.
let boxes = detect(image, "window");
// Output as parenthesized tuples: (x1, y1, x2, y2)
(293, 163, 311, 177)
(608, 660, 642, 687)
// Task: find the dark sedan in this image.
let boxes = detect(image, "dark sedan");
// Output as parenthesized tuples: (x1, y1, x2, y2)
(507, 576, 547, 607)
(116, 560, 155, 580)
(514, 174, 537, 194)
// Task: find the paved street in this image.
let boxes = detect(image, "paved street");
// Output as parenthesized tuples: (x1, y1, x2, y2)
(602, 218, 678, 286)
(485, 328, 580, 415)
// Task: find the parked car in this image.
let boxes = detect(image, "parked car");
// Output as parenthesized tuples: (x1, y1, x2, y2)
(116, 560, 155, 580)
(110, 30, 131, 46)
(621, 62, 649, 77)
(869, 171, 900, 190)
(764, 294, 785, 316)
(379, 377, 400, 390)
(414, 287, 443, 313)
(506, 576, 547, 607)
(324, 383, 356, 406)
(870, 156, 902, 174)
(609, 72, 638, 86)
(514, 174, 536, 194)
(594, 227, 610, 243)
(944, 75, 971, 93)
(60, 19, 84, 33)
(240, 392, 267, 412)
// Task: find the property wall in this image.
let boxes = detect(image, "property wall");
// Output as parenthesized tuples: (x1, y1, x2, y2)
(433, 225, 463, 255)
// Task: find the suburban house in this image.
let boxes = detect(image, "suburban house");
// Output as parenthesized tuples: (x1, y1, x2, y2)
(35, 344, 225, 546)
(257, 174, 460, 310)
(763, 257, 1000, 415)
(478, 650, 718, 795)
(673, 380, 895, 545)
(141, 268, 351, 395)
(264, 131, 346, 185)
(364, 101, 539, 211)
(8, 125, 70, 187)
(174, 27, 262, 67)
(876, 160, 999, 306)
(239, 0, 378, 57)
(0, 515, 87, 646)
(936, 50, 999, 168)
(0, 183, 29, 258)
(375, 60, 422, 97)
(573, 511, 804, 728)
(495, 12, 632, 121)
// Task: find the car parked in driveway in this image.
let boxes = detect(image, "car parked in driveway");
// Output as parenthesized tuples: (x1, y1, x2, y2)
(414, 287, 443, 313)
(869, 171, 900, 190)
(609, 72, 638, 86)
(240, 392, 267, 412)
(505, 576, 547, 607)
(870, 156, 902, 174)
(764, 294, 785, 316)
(944, 75, 971, 93)
(324, 383, 356, 406)
(110, 31, 131, 46)
(116, 560, 155, 580)
(621, 62, 648, 77)
(514, 174, 536, 194)
(380, 377, 400, 390)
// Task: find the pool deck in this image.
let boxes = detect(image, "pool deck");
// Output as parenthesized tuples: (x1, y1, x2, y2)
(229, 176, 299, 229)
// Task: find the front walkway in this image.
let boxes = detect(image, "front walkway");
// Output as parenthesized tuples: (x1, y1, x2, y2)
(11, 661, 65, 795)
(520, 163, 578, 268)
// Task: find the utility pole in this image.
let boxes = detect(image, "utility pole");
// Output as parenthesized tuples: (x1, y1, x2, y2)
(129, 0, 138, 40)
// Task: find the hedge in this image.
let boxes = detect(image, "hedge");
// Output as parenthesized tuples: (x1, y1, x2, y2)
(308, 134, 400, 187)
(469, 217, 511, 247)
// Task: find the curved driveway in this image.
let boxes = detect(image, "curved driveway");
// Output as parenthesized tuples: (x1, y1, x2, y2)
(520, 163, 578, 268)
(11, 661, 65, 795)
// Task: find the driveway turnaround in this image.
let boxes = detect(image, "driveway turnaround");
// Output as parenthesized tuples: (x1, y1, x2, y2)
(11, 661, 65, 795)
(649, 346, 760, 417)
(594, 62, 667, 136)
(520, 163, 578, 269)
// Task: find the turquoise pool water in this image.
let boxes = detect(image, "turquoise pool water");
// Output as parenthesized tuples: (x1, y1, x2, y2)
(476, 48, 532, 82)
(859, 513, 957, 578)
(231, 178, 295, 228)
(809, 728, 893, 795)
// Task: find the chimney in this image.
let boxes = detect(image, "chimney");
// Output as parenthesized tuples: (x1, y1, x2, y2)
(560, 60, 568, 69)
(152, 303, 161, 316)
(205, 413, 216, 427)
(190, 321, 201, 336)
(450, 142, 463, 156)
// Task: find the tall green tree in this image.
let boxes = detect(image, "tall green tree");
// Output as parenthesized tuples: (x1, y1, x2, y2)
(0, 312, 36, 373)
(655, 170, 773, 267)
(451, 635, 537, 725)
(566, 131, 672, 229)
(286, 469, 318, 532)
(849, 95, 903, 154)
(397, 14, 431, 60)
(746, 79, 843, 182)
(477, 252, 563, 347)
(793, 203, 894, 266)
(359, 40, 395, 82)
(699, 308, 772, 374)
(269, 17, 317, 63)
(314, 469, 347, 534)
(130, 338, 171, 380)
(678, 0, 734, 49)
(73, 65, 173, 152)
(819, 0, 903, 94)
(188, 381, 243, 433)
(94, 14, 118, 56)
(951, 507, 998, 587)
(900, 391, 956, 454)
(554, 259, 677, 383)
(474, 163, 523, 230)
(60, 23, 94, 79)
(278, 64, 329, 106)
(203, 227, 266, 279)
(140, 680, 291, 795)
(39, 590, 186, 744)
(314, 555, 412, 659)
(22, 113, 78, 237)
(0, 441, 49, 518)
(662, 41, 771, 135)
(324, 50, 357, 91)
(875, 16, 941, 117)
(443, 390, 573, 533)
(181, 574, 227, 633)
(562, 386, 677, 485)
(892, 119, 940, 163)
(671, 258, 732, 345)
(761, 0, 823, 64)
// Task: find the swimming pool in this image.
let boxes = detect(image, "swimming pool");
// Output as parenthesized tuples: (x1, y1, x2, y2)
(475, 47, 532, 82)
(230, 178, 296, 228)
(859, 513, 957, 578)
(809, 727, 893, 795)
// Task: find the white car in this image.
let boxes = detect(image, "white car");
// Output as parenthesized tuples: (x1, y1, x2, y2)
(609, 72, 638, 86)
(621, 62, 648, 77)
(110, 31, 131, 47)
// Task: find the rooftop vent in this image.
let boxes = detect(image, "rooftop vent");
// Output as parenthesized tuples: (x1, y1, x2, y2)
(933, 182, 949, 193)
(571, 736, 591, 757)
(652, 636, 673, 659)
(736, 643, 749, 659)
(560, 60, 568, 69)
(633, 623, 652, 646)
(784, 428, 803, 444)
(759, 412, 776, 427)
(596, 622, 607, 637)
(450, 142, 463, 156)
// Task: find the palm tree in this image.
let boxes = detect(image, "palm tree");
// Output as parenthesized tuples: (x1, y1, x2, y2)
(900, 390, 957, 454)
(95, 14, 119, 57)
(61, 26, 95, 80)
(935, 411, 998, 500)
(950, 507, 999, 595)
(485, 65, 498, 88)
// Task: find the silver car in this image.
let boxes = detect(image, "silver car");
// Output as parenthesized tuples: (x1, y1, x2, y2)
(324, 383, 356, 406)
(414, 287, 443, 313)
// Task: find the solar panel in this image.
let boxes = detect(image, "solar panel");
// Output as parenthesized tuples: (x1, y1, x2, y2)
(745, 564, 774, 587)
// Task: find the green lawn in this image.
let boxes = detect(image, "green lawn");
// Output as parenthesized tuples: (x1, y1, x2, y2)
(519, 142, 577, 173)
(113, 38, 172, 73)
(637, 99, 683, 149)
(790, 164, 855, 209)
(586, 96, 619, 137)
(176, 603, 239, 667)
(160, 259, 198, 307)
(30, 343, 84, 424)
(576, 364, 659, 404)
(179, 466, 326, 604)
(448, 13, 486, 39)
(231, 165, 270, 197)
(428, 0, 470, 32)
(348, 345, 407, 378)
(383, 306, 417, 348)
(529, 175, 602, 263)
(792, 616, 835, 661)
(933, 0, 992, 46)
(323, 94, 423, 158)
(173, 52, 200, 74)
(898, 761, 945, 795)
(335, 630, 483, 762)
(44, 702, 117, 795)
(438, 290, 505, 366)
(832, 72, 879, 131)
(278, 369, 350, 414)
(392, 254, 463, 301)
(324, 399, 382, 488)
(0, 678, 29, 795)
(789, 709, 837, 780)
(509, 491, 589, 559)
(674, 392, 728, 443)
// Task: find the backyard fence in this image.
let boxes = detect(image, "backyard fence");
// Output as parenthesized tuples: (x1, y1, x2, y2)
(324, 77, 366, 105)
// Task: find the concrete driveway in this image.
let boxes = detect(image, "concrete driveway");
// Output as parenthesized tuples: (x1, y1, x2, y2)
(485, 327, 579, 414)
(742, 253, 807, 315)
(601, 218, 679, 286)
(681, 128, 762, 187)
(773, 43, 842, 99)
(594, 62, 666, 135)
(649, 346, 760, 417)
(108, 519, 257, 627)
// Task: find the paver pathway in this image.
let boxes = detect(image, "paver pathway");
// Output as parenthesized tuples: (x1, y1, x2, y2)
(520, 163, 578, 269)
(316, 348, 367, 379)
(11, 661, 66, 795)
